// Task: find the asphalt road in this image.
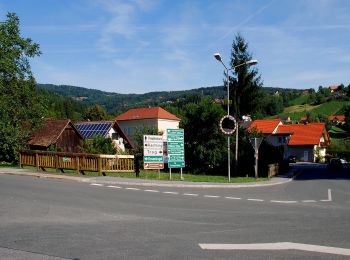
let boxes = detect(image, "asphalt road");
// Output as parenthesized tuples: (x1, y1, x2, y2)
(0, 163, 349, 259)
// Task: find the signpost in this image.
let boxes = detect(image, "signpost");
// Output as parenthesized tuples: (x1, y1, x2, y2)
(167, 129, 185, 180)
(249, 137, 263, 178)
(143, 135, 164, 170)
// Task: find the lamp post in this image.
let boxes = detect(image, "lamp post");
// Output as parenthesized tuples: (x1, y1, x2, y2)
(214, 53, 258, 181)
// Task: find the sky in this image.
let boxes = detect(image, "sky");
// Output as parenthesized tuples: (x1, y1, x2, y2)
(1, 0, 349, 94)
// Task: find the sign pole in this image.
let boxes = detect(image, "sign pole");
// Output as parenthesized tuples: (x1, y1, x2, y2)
(180, 168, 183, 180)
(255, 138, 258, 178)
(169, 168, 172, 180)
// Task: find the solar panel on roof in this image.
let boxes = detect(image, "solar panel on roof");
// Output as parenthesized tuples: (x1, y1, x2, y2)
(73, 122, 113, 139)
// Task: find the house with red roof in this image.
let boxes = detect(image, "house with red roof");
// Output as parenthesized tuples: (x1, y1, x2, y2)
(329, 85, 340, 92)
(329, 115, 346, 125)
(114, 106, 180, 145)
(248, 119, 330, 162)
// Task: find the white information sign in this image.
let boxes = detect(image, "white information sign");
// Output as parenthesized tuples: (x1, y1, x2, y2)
(143, 135, 164, 169)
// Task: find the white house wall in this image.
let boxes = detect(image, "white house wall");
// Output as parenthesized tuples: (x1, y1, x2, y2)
(117, 118, 179, 145)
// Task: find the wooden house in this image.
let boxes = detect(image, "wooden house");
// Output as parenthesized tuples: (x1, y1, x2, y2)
(27, 119, 83, 152)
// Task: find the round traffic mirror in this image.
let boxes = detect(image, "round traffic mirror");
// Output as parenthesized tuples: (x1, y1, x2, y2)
(219, 115, 237, 135)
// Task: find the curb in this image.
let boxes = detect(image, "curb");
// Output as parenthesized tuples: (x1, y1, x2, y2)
(0, 169, 294, 189)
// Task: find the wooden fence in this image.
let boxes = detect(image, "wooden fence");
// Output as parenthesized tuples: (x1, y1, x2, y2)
(19, 150, 134, 176)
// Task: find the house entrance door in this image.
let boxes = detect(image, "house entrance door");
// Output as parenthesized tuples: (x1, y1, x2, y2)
(303, 151, 308, 162)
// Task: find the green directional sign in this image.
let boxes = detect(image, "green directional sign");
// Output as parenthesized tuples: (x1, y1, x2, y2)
(168, 154, 184, 162)
(169, 161, 185, 168)
(167, 129, 184, 135)
(144, 156, 163, 162)
(167, 128, 185, 169)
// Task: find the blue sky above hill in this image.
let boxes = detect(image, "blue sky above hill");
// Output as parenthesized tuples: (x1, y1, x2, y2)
(1, 0, 349, 93)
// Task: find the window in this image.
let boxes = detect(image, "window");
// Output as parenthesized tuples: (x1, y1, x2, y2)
(278, 136, 287, 144)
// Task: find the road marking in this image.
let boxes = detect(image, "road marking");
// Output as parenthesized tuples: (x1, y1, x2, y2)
(225, 197, 242, 200)
(107, 185, 122, 189)
(328, 189, 332, 201)
(125, 187, 140, 191)
(271, 200, 298, 204)
(183, 193, 198, 196)
(198, 242, 350, 256)
(204, 195, 220, 198)
(163, 191, 179, 195)
(87, 184, 329, 205)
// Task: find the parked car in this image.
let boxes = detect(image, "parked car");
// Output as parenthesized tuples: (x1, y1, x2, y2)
(328, 158, 343, 170)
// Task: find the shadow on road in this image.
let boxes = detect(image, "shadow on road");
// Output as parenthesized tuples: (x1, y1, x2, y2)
(291, 163, 350, 181)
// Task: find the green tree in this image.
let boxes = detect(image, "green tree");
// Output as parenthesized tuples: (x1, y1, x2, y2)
(228, 33, 263, 118)
(83, 104, 108, 121)
(0, 13, 45, 162)
(82, 135, 117, 154)
(181, 97, 227, 174)
(344, 105, 350, 129)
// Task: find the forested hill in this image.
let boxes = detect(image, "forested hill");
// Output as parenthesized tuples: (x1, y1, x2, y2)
(38, 83, 301, 114)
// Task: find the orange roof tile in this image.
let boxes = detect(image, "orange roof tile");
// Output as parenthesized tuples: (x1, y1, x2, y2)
(115, 106, 180, 121)
(329, 86, 339, 91)
(248, 119, 281, 134)
(276, 123, 327, 145)
(329, 115, 345, 122)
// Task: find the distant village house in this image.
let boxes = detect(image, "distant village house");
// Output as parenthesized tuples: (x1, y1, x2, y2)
(329, 85, 340, 92)
(248, 119, 330, 162)
(115, 106, 180, 145)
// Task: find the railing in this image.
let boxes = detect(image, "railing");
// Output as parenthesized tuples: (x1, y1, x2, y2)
(19, 150, 134, 176)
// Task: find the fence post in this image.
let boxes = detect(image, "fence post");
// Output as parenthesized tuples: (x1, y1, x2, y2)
(76, 156, 80, 174)
(54, 154, 59, 172)
(19, 152, 22, 168)
(98, 156, 102, 176)
(35, 152, 39, 171)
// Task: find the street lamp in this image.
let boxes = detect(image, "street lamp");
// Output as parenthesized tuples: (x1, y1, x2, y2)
(214, 52, 258, 181)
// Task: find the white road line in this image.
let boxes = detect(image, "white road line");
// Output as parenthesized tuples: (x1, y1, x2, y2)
(225, 197, 242, 200)
(163, 191, 179, 195)
(107, 185, 122, 189)
(320, 189, 333, 202)
(183, 193, 198, 196)
(270, 200, 298, 204)
(204, 195, 220, 198)
(144, 189, 159, 192)
(90, 183, 103, 186)
(198, 242, 350, 256)
(302, 200, 317, 203)
(247, 198, 264, 202)
(125, 187, 140, 191)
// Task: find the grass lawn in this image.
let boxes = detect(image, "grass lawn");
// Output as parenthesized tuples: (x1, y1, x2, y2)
(283, 104, 317, 114)
(0, 165, 269, 183)
(277, 100, 350, 120)
(288, 94, 310, 106)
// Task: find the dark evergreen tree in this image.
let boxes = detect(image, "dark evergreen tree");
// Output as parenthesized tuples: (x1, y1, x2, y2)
(228, 33, 263, 118)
